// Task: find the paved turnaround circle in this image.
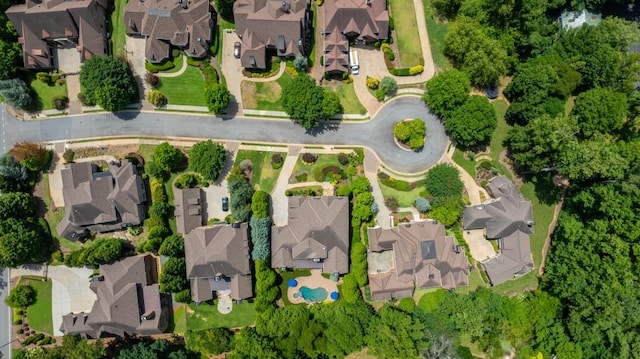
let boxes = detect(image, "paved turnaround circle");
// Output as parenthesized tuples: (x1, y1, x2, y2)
(0, 96, 447, 174)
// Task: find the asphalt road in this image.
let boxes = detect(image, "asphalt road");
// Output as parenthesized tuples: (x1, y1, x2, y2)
(1, 96, 447, 173)
(0, 268, 10, 358)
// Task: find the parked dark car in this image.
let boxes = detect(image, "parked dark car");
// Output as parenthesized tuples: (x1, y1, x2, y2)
(222, 196, 229, 212)
(234, 42, 241, 58)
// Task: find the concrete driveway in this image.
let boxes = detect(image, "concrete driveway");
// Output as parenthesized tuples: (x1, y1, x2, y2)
(221, 31, 244, 114)
(126, 36, 148, 99)
(11, 265, 96, 336)
(56, 48, 82, 73)
(202, 141, 238, 221)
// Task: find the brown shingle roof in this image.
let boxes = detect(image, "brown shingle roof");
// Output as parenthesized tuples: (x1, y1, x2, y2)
(5, 0, 107, 69)
(185, 223, 253, 301)
(60, 255, 169, 338)
(124, 0, 214, 63)
(56, 161, 146, 241)
(271, 196, 350, 274)
(173, 188, 205, 235)
(234, 0, 309, 69)
(367, 220, 470, 300)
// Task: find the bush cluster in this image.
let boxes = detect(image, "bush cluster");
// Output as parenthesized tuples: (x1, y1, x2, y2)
(366, 76, 380, 90)
(285, 187, 321, 196)
(64, 238, 123, 267)
(5, 285, 36, 308)
(227, 166, 255, 222)
(271, 153, 284, 169)
(423, 164, 464, 227)
(51, 96, 69, 110)
(381, 43, 395, 61)
(379, 176, 416, 191)
(22, 333, 44, 346)
(147, 90, 167, 107)
(254, 259, 279, 312)
(138, 177, 171, 253)
(393, 119, 426, 151)
(301, 153, 317, 164)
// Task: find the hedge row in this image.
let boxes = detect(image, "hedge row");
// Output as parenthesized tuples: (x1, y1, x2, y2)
(138, 178, 171, 253)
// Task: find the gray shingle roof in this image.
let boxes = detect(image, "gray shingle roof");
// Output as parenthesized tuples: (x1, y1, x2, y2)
(234, 0, 309, 69)
(462, 176, 534, 285)
(60, 255, 168, 338)
(57, 161, 146, 241)
(271, 196, 350, 274)
(5, 0, 108, 69)
(185, 223, 253, 301)
(367, 220, 470, 300)
(124, 0, 214, 63)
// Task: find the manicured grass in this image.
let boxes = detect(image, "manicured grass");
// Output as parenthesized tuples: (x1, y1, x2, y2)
(520, 177, 557, 269)
(171, 305, 187, 334)
(278, 269, 312, 306)
(491, 271, 539, 296)
(422, 0, 451, 70)
(416, 288, 447, 313)
(110, 0, 128, 57)
(234, 150, 286, 193)
(489, 100, 509, 164)
(452, 148, 476, 178)
(159, 52, 185, 74)
(29, 79, 68, 111)
(291, 154, 344, 180)
(20, 277, 53, 335)
(326, 83, 367, 115)
(186, 300, 256, 330)
(241, 73, 293, 111)
(157, 66, 207, 106)
(379, 182, 423, 208)
(564, 95, 575, 116)
(389, 0, 423, 67)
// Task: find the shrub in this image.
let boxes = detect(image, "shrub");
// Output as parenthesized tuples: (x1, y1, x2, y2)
(51, 95, 69, 110)
(301, 153, 317, 164)
(175, 289, 192, 303)
(175, 173, 199, 189)
(480, 161, 492, 170)
(150, 178, 167, 202)
(36, 72, 50, 83)
(51, 250, 64, 263)
(380, 178, 412, 191)
(414, 197, 431, 213)
(425, 164, 464, 198)
(127, 225, 143, 236)
(14, 319, 22, 325)
(149, 201, 171, 219)
(397, 297, 415, 312)
(409, 65, 424, 75)
(145, 60, 174, 73)
(366, 76, 380, 90)
(393, 119, 426, 151)
(271, 153, 284, 169)
(5, 285, 36, 308)
(16, 329, 23, 334)
(62, 149, 74, 163)
(374, 88, 385, 101)
(250, 216, 271, 260)
(384, 196, 399, 212)
(251, 191, 270, 219)
(381, 77, 398, 95)
(147, 90, 167, 107)
(316, 165, 341, 182)
(145, 72, 159, 87)
(22, 333, 44, 346)
(77, 92, 88, 105)
(390, 67, 411, 76)
(337, 153, 349, 165)
(293, 55, 309, 71)
(381, 43, 395, 61)
(294, 172, 308, 182)
(336, 184, 352, 196)
(341, 274, 362, 303)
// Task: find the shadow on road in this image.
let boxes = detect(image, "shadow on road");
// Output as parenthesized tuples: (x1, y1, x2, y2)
(306, 122, 340, 136)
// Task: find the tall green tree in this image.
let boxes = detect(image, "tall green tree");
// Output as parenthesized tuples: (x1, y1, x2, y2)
(446, 95, 496, 147)
(365, 304, 427, 359)
(571, 88, 628, 138)
(204, 83, 231, 114)
(0, 218, 50, 267)
(0, 192, 35, 219)
(0, 78, 31, 109)
(188, 140, 226, 181)
(282, 75, 340, 129)
(423, 69, 471, 119)
(79, 55, 137, 111)
(152, 142, 183, 173)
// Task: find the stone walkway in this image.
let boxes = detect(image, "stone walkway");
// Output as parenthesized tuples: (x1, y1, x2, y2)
(364, 148, 392, 229)
(156, 56, 188, 78)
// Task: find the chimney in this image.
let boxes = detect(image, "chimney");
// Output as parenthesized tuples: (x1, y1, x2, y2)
(366, 0, 371, 5)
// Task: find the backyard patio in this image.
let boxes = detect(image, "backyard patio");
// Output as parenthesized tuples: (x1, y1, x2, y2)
(287, 269, 340, 304)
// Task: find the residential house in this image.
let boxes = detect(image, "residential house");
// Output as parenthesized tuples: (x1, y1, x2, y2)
(173, 187, 205, 235)
(271, 196, 350, 275)
(56, 161, 146, 241)
(124, 0, 215, 64)
(558, 9, 601, 30)
(367, 220, 470, 301)
(5, 0, 108, 69)
(185, 222, 253, 303)
(323, 0, 389, 74)
(463, 176, 534, 285)
(234, 0, 311, 69)
(60, 255, 169, 338)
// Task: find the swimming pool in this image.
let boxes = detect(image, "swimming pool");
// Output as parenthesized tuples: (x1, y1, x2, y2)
(295, 286, 328, 302)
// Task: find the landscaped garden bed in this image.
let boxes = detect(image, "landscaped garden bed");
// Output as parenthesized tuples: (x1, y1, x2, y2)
(290, 152, 351, 184)
(16, 276, 53, 336)
(393, 118, 426, 151)
(29, 77, 68, 112)
(377, 172, 426, 208)
(233, 150, 287, 193)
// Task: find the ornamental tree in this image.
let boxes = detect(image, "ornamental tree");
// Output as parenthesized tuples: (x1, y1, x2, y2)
(5, 285, 36, 308)
(282, 75, 341, 129)
(205, 83, 231, 114)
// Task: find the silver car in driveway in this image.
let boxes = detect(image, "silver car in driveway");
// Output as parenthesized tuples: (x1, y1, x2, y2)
(234, 42, 241, 58)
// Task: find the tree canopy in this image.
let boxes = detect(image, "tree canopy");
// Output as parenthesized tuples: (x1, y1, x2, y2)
(446, 95, 496, 147)
(152, 142, 183, 174)
(281, 75, 341, 129)
(188, 140, 226, 182)
(5, 284, 36, 308)
(0, 218, 50, 267)
(204, 83, 231, 114)
(79, 55, 137, 111)
(423, 69, 471, 119)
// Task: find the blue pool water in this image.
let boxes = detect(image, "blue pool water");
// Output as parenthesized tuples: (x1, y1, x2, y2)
(298, 286, 328, 302)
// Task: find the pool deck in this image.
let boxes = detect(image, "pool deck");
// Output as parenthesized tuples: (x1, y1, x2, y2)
(288, 269, 340, 304)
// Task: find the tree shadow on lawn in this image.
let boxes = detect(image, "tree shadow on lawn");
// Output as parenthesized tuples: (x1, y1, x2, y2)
(525, 173, 563, 206)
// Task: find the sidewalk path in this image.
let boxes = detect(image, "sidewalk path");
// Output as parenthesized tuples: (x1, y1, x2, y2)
(364, 149, 392, 228)
(156, 55, 188, 78)
(271, 146, 301, 226)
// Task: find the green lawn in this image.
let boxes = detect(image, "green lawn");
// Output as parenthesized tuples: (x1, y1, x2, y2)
(278, 269, 312, 306)
(378, 182, 424, 207)
(326, 83, 367, 115)
(110, 0, 128, 57)
(492, 271, 539, 296)
(422, 0, 450, 70)
(489, 100, 510, 165)
(416, 288, 447, 313)
(29, 79, 68, 111)
(389, 0, 423, 67)
(157, 66, 207, 106)
(234, 150, 286, 193)
(291, 153, 347, 183)
(20, 277, 53, 335)
(242, 73, 293, 111)
(186, 300, 256, 330)
(452, 148, 476, 178)
(159, 52, 185, 74)
(171, 305, 187, 334)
